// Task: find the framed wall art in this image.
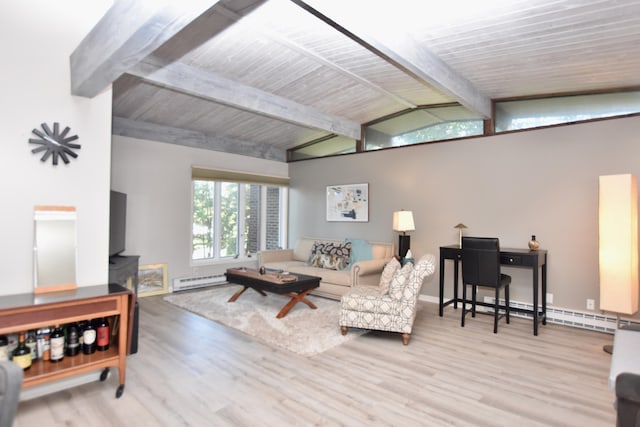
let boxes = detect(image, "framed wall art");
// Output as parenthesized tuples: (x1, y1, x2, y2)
(138, 263, 168, 297)
(326, 183, 369, 222)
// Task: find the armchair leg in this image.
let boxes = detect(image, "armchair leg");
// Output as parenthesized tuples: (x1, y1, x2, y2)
(402, 333, 410, 345)
(341, 326, 348, 336)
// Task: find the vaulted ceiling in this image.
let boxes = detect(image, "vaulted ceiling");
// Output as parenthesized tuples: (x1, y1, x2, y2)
(71, 0, 640, 162)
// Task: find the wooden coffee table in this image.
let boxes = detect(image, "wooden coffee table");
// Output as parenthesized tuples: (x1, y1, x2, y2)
(225, 268, 321, 318)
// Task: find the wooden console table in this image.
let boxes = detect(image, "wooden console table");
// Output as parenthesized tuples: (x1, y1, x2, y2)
(0, 284, 133, 398)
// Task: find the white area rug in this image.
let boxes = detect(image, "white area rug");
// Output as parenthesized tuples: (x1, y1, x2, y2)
(163, 285, 365, 356)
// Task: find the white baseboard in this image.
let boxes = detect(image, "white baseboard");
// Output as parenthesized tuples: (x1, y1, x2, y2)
(419, 294, 635, 334)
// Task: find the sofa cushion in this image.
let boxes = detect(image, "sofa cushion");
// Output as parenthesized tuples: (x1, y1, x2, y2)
(286, 265, 349, 285)
(388, 262, 413, 300)
(379, 257, 401, 294)
(293, 238, 315, 262)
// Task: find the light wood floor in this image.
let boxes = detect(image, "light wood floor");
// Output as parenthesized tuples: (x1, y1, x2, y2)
(14, 293, 616, 426)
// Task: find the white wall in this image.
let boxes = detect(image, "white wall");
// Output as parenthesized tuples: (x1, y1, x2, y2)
(289, 116, 640, 313)
(110, 135, 289, 281)
(0, 1, 113, 296)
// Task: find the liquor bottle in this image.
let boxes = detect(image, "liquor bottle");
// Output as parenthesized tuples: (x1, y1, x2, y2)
(65, 323, 80, 356)
(40, 327, 51, 361)
(82, 320, 96, 355)
(50, 325, 65, 363)
(0, 335, 8, 362)
(25, 330, 37, 361)
(95, 318, 110, 351)
(12, 331, 32, 370)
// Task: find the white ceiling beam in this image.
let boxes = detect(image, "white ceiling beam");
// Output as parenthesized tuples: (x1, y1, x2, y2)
(292, 0, 492, 118)
(128, 58, 362, 140)
(112, 116, 286, 162)
(70, 0, 266, 97)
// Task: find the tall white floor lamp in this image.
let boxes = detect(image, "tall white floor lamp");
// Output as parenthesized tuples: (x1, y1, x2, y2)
(599, 174, 639, 354)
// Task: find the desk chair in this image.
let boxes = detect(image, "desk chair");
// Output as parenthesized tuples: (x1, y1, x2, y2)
(461, 237, 511, 333)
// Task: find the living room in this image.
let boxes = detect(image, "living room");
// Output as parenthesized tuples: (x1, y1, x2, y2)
(2, 1, 639, 425)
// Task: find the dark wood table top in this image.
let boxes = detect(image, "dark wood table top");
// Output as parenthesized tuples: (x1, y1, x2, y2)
(225, 268, 320, 294)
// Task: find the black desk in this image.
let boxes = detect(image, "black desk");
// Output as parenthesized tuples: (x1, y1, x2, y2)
(439, 245, 548, 335)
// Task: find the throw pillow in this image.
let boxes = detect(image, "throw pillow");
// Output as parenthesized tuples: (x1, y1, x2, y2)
(379, 257, 401, 294)
(308, 241, 326, 263)
(319, 253, 348, 270)
(345, 238, 372, 268)
(387, 262, 413, 300)
(310, 241, 351, 269)
(310, 253, 348, 270)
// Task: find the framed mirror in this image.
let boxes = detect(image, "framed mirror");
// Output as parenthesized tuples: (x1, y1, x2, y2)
(33, 205, 77, 294)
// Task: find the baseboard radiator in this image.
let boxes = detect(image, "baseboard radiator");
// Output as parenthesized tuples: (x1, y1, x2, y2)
(481, 297, 639, 334)
(172, 274, 227, 292)
(422, 294, 638, 334)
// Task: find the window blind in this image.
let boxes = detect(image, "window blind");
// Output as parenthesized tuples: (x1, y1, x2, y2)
(191, 167, 289, 186)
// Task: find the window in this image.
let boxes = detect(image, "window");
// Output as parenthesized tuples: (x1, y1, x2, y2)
(288, 134, 356, 161)
(364, 104, 484, 150)
(495, 90, 640, 132)
(191, 168, 288, 262)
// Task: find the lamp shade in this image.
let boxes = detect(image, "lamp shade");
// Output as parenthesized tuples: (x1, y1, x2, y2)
(393, 210, 415, 232)
(599, 174, 639, 315)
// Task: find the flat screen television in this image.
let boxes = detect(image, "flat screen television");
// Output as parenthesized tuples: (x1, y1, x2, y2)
(109, 190, 127, 257)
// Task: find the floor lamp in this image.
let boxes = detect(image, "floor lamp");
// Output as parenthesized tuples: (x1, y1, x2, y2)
(599, 174, 639, 354)
(393, 210, 415, 259)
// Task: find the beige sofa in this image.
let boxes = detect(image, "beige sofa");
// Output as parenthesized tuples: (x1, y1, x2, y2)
(257, 237, 395, 299)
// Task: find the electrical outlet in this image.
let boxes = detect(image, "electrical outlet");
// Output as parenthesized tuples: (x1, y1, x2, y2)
(546, 293, 553, 305)
(587, 299, 595, 310)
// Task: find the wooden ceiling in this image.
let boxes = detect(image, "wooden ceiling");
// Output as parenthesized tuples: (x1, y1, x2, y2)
(71, 0, 640, 162)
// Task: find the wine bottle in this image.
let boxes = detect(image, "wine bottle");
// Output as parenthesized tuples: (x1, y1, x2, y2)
(82, 321, 96, 355)
(50, 325, 65, 363)
(95, 318, 110, 351)
(25, 330, 37, 361)
(0, 335, 8, 362)
(12, 331, 32, 370)
(65, 323, 80, 356)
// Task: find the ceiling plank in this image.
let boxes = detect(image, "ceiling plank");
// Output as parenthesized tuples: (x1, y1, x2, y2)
(127, 58, 362, 140)
(112, 116, 286, 162)
(292, 0, 492, 118)
(70, 0, 266, 97)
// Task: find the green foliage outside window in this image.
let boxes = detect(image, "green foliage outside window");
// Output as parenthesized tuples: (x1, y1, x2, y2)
(390, 120, 483, 146)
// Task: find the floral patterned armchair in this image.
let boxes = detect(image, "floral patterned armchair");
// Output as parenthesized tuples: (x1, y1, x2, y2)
(339, 254, 436, 345)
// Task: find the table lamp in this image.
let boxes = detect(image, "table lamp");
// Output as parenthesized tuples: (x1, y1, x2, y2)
(599, 174, 639, 353)
(454, 223, 468, 248)
(393, 210, 415, 259)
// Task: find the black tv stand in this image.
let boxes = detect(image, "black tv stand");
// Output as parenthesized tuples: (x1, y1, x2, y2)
(108, 255, 140, 354)
(109, 254, 127, 264)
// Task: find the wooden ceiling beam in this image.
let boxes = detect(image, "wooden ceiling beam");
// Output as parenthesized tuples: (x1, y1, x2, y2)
(70, 0, 266, 98)
(292, 0, 492, 118)
(112, 116, 286, 162)
(128, 58, 362, 140)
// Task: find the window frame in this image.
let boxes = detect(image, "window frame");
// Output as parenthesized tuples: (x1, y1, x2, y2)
(190, 168, 289, 266)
